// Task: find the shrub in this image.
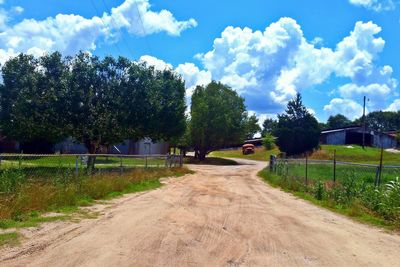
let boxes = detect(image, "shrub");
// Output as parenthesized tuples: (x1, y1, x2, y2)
(0, 169, 26, 193)
(263, 133, 276, 150)
(313, 180, 325, 200)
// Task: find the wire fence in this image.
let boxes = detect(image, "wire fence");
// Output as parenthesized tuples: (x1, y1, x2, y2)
(270, 153, 400, 187)
(0, 153, 183, 179)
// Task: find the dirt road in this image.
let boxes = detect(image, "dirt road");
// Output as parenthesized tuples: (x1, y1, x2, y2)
(1, 159, 400, 266)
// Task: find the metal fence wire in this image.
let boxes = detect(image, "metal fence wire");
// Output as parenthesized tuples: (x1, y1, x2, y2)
(270, 156, 400, 187)
(0, 153, 183, 180)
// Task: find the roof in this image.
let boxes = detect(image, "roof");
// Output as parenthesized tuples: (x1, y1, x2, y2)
(321, 126, 362, 134)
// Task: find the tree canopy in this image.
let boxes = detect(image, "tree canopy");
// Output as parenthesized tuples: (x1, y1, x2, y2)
(274, 93, 320, 156)
(261, 118, 278, 137)
(190, 81, 247, 160)
(244, 114, 261, 139)
(326, 114, 352, 129)
(0, 52, 186, 155)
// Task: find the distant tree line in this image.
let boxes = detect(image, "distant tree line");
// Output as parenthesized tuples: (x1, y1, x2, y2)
(0, 52, 186, 154)
(261, 110, 400, 136)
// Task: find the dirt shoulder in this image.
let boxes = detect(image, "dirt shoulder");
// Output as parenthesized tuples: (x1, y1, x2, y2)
(1, 159, 400, 266)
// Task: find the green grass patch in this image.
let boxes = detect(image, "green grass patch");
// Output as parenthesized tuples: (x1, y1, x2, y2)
(184, 156, 238, 165)
(0, 167, 192, 228)
(258, 168, 399, 230)
(211, 147, 280, 161)
(212, 145, 400, 165)
(0, 232, 20, 246)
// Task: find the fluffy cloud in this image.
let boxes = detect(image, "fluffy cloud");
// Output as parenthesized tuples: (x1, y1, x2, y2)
(349, 0, 395, 12)
(324, 98, 365, 120)
(139, 55, 172, 71)
(0, 0, 196, 64)
(386, 99, 400, 111)
(195, 18, 397, 116)
(175, 63, 211, 96)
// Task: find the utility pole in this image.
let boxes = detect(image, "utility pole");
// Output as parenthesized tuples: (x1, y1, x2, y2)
(362, 96, 366, 149)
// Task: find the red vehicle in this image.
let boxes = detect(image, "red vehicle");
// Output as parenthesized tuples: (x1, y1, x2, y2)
(242, 144, 255, 155)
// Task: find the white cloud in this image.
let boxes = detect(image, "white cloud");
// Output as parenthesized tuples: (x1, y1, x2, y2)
(324, 98, 365, 120)
(0, 0, 197, 64)
(349, 0, 395, 12)
(108, 0, 197, 36)
(175, 62, 211, 96)
(194, 18, 397, 115)
(386, 99, 400, 111)
(139, 55, 172, 71)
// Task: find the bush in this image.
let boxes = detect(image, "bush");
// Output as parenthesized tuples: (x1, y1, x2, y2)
(263, 133, 276, 150)
(0, 169, 26, 193)
(313, 180, 325, 200)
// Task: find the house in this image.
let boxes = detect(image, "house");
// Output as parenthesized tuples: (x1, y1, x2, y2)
(320, 126, 397, 149)
(55, 137, 169, 155)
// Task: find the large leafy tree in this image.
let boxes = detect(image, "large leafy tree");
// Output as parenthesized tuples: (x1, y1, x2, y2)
(261, 117, 278, 137)
(326, 114, 352, 129)
(66, 52, 132, 155)
(190, 81, 247, 160)
(354, 111, 400, 132)
(244, 114, 261, 139)
(274, 93, 320, 156)
(146, 68, 186, 141)
(0, 52, 69, 153)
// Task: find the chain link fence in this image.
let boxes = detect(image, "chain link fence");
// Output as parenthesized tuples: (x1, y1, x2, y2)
(0, 153, 183, 180)
(270, 155, 400, 187)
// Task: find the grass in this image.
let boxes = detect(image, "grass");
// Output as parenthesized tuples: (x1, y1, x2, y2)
(258, 169, 398, 230)
(211, 145, 400, 165)
(211, 147, 280, 161)
(280, 162, 399, 184)
(0, 167, 191, 229)
(0, 155, 166, 169)
(0, 232, 20, 247)
(184, 156, 238, 165)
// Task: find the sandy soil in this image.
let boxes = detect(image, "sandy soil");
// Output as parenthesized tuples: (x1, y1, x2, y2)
(1, 159, 400, 267)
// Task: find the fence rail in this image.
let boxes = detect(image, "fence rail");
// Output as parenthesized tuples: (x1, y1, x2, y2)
(270, 156, 400, 187)
(0, 153, 183, 179)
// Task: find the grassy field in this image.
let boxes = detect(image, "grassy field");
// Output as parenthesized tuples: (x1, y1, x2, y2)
(259, 168, 400, 230)
(0, 155, 166, 169)
(0, 167, 192, 237)
(276, 162, 399, 185)
(211, 145, 400, 165)
(210, 147, 280, 161)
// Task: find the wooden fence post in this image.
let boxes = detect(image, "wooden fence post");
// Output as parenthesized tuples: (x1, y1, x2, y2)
(305, 155, 308, 186)
(333, 149, 337, 183)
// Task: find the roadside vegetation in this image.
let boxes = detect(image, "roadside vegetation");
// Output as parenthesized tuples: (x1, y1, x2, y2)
(259, 169, 400, 230)
(213, 145, 400, 164)
(0, 167, 191, 232)
(184, 156, 238, 165)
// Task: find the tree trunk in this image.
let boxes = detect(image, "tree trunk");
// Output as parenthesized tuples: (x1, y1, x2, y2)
(198, 150, 207, 161)
(85, 141, 99, 174)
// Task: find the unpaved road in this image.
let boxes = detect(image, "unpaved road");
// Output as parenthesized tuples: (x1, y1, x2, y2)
(1, 159, 400, 266)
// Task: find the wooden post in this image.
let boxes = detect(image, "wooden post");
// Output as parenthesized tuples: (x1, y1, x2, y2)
(145, 156, 148, 168)
(75, 156, 79, 176)
(378, 147, 384, 186)
(333, 149, 337, 183)
(305, 155, 308, 186)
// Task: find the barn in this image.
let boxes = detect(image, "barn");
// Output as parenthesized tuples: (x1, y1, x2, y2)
(320, 126, 397, 149)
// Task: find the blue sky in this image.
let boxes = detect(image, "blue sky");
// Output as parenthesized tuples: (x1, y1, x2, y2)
(0, 0, 399, 122)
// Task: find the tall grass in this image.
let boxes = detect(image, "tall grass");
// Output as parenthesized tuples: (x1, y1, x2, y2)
(0, 167, 190, 222)
(259, 169, 400, 229)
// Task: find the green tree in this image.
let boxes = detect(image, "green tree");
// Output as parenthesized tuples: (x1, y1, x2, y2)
(326, 114, 352, 129)
(244, 114, 261, 139)
(261, 118, 278, 136)
(354, 111, 400, 132)
(274, 93, 320, 156)
(0, 53, 69, 153)
(190, 81, 247, 161)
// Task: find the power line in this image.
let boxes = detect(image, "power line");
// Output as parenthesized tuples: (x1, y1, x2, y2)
(99, 0, 138, 59)
(89, 0, 124, 56)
